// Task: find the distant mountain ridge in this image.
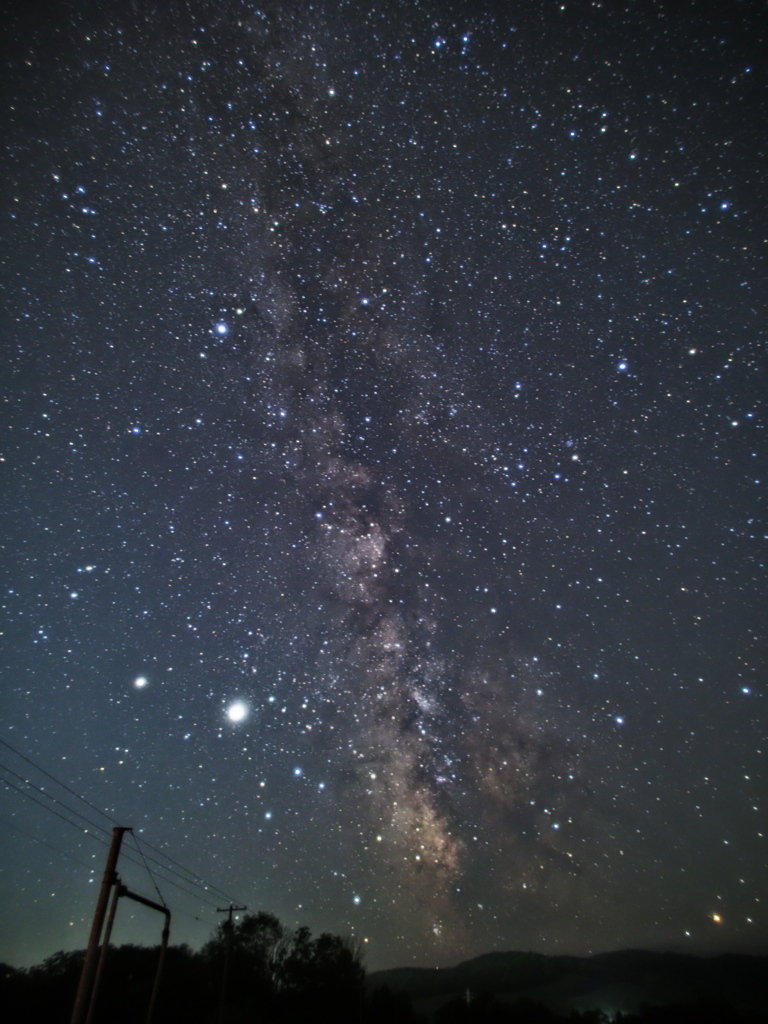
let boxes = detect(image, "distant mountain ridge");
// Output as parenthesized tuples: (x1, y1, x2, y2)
(367, 949, 768, 1016)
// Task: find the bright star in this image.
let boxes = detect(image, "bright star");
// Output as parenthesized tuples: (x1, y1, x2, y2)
(226, 701, 248, 722)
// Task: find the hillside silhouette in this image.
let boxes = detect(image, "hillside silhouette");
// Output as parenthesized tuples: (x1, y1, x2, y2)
(2, 915, 765, 1023)
(368, 948, 767, 1022)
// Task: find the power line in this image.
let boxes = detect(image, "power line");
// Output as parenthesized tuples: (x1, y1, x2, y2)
(1, 779, 226, 940)
(131, 833, 245, 907)
(0, 737, 237, 900)
(131, 832, 167, 908)
(0, 737, 247, 910)
(0, 739, 244, 905)
(1, 773, 111, 844)
(0, 814, 97, 872)
(0, 759, 114, 839)
(120, 846, 223, 910)
(0, 737, 119, 827)
(0, 769, 224, 910)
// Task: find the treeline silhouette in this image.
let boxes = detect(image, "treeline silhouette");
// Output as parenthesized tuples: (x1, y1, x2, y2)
(0, 914, 760, 1024)
(2, 911, 367, 1024)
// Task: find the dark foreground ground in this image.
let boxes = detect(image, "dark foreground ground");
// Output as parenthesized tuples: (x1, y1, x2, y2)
(2, 943, 766, 1023)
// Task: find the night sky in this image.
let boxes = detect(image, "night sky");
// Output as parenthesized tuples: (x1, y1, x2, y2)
(1, 0, 765, 972)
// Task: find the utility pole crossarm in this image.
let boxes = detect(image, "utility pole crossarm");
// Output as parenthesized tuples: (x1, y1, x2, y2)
(120, 885, 171, 924)
(118, 884, 172, 1024)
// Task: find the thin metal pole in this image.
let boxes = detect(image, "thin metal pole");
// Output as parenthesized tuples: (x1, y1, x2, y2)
(144, 903, 171, 1024)
(70, 826, 130, 1024)
(117, 884, 172, 1024)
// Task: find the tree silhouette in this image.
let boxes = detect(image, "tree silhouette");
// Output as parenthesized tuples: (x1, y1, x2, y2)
(200, 911, 365, 1022)
(279, 928, 365, 1023)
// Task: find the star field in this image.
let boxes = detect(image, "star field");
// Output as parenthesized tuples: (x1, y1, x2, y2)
(1, 0, 765, 970)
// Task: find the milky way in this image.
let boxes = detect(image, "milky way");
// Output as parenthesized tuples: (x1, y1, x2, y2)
(1, 0, 765, 969)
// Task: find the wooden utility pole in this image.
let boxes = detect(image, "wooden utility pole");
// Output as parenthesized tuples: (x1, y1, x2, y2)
(216, 903, 247, 1024)
(84, 876, 121, 1024)
(70, 826, 130, 1024)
